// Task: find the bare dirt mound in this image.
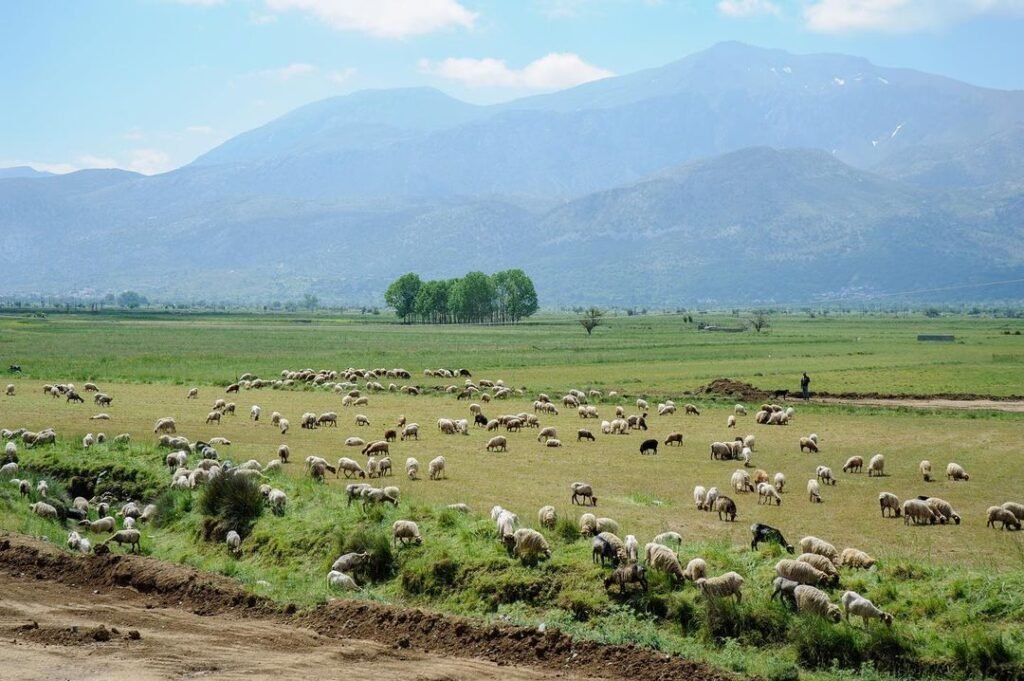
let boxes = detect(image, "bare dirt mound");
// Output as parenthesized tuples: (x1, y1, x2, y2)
(693, 379, 771, 402)
(0, 534, 737, 681)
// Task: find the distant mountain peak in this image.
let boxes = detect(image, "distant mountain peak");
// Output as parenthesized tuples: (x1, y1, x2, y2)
(0, 166, 55, 179)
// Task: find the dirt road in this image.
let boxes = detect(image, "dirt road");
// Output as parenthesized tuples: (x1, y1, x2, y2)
(814, 397, 1024, 412)
(0, 535, 728, 681)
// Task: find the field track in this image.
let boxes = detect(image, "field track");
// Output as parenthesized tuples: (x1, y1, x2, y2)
(0, 534, 729, 681)
(816, 397, 1024, 412)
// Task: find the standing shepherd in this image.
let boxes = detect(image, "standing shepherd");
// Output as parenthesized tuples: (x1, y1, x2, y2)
(801, 372, 811, 401)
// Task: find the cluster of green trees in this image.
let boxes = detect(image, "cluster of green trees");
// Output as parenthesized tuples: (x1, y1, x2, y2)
(384, 270, 539, 324)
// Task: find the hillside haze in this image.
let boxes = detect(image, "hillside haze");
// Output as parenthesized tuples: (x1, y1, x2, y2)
(2, 42, 1022, 306)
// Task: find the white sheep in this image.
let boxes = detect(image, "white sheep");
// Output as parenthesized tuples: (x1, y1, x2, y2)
(268, 489, 287, 514)
(428, 456, 446, 480)
(644, 543, 686, 582)
(278, 418, 290, 434)
(903, 499, 943, 525)
(327, 570, 359, 590)
(731, 469, 754, 493)
(579, 512, 597, 537)
(726, 414, 736, 428)
(538, 505, 557, 529)
(795, 585, 841, 623)
(570, 482, 597, 506)
(1001, 502, 1024, 521)
(798, 553, 840, 581)
(486, 436, 508, 452)
(695, 572, 744, 603)
(776, 559, 832, 588)
(544, 438, 563, 448)
(807, 479, 823, 503)
(842, 591, 893, 626)
(226, 530, 241, 553)
(653, 531, 683, 547)
(946, 462, 970, 481)
(505, 528, 551, 560)
(624, 534, 639, 563)
(986, 506, 1021, 530)
(867, 454, 885, 477)
(774, 472, 785, 492)
(839, 548, 876, 570)
(758, 482, 782, 506)
(842, 456, 863, 473)
(735, 404, 747, 416)
(798, 536, 839, 565)
(919, 459, 932, 482)
(879, 492, 902, 518)
(337, 457, 367, 479)
(693, 485, 707, 510)
(682, 557, 707, 582)
(816, 465, 837, 486)
(392, 520, 422, 546)
(926, 497, 961, 525)
(405, 457, 420, 480)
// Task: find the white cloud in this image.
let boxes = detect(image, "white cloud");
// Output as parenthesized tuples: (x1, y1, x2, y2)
(804, 0, 1024, 33)
(420, 52, 614, 90)
(77, 155, 119, 169)
(718, 0, 780, 17)
(127, 149, 173, 175)
(122, 128, 145, 141)
(257, 62, 317, 80)
(250, 12, 278, 24)
(265, 0, 477, 38)
(185, 125, 214, 134)
(328, 67, 357, 84)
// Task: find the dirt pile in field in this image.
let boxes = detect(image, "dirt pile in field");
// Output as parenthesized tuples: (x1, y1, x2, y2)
(0, 535, 737, 681)
(693, 379, 771, 401)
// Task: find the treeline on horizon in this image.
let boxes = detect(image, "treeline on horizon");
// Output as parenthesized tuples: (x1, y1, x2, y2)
(384, 270, 539, 324)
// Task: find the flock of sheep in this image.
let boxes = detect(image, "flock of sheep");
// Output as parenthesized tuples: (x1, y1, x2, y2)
(3, 368, 1021, 631)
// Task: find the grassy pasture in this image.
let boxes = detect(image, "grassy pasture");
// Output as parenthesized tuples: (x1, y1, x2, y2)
(2, 311, 1024, 679)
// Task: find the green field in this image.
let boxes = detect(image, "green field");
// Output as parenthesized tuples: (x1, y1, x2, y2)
(1, 311, 1023, 681)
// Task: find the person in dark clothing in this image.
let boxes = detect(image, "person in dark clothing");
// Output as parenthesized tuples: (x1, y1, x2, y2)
(801, 372, 811, 401)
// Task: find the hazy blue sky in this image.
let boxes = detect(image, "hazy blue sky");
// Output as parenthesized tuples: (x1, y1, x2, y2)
(3, 0, 1022, 174)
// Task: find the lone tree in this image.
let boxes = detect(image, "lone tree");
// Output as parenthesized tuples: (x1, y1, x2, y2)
(580, 307, 604, 335)
(751, 310, 770, 333)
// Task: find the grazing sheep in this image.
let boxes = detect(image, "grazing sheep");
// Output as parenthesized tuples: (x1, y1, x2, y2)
(750, 523, 794, 552)
(495, 509, 519, 538)
(987, 506, 1021, 530)
(839, 548, 876, 570)
(807, 479, 823, 503)
(771, 576, 800, 607)
(570, 482, 597, 506)
(317, 412, 338, 427)
(327, 570, 359, 591)
(267, 489, 287, 514)
(664, 432, 683, 446)
(903, 499, 943, 525)
(799, 537, 839, 565)
(799, 437, 819, 453)
(504, 528, 552, 561)
(946, 462, 970, 481)
(400, 423, 420, 441)
(926, 497, 962, 525)
(80, 516, 116, 533)
(593, 532, 627, 566)
(919, 459, 932, 482)
(757, 482, 782, 506)
(579, 513, 598, 537)
(639, 438, 659, 455)
(731, 469, 754, 493)
(842, 456, 864, 473)
(774, 472, 786, 492)
(545, 438, 563, 448)
(276, 444, 290, 463)
(816, 465, 837, 486)
(538, 505, 557, 529)
(361, 440, 389, 457)
(103, 529, 142, 554)
(226, 530, 241, 553)
(577, 429, 596, 442)
(1001, 502, 1024, 521)
(623, 534, 640, 563)
(867, 454, 885, 477)
(735, 404, 747, 416)
(726, 414, 736, 428)
(703, 486, 720, 512)
(683, 558, 707, 582)
(644, 543, 686, 582)
(605, 563, 648, 592)
(345, 437, 366, 447)
(636, 398, 648, 411)
(153, 417, 177, 435)
(393, 520, 422, 546)
(337, 457, 367, 479)
(5, 384, 15, 396)
(653, 531, 683, 547)
(331, 552, 371, 575)
(596, 517, 620, 534)
(354, 414, 370, 427)
(842, 591, 893, 626)
(30, 501, 58, 519)
(695, 572, 744, 603)
(776, 559, 831, 588)
(715, 495, 737, 521)
(278, 418, 290, 435)
(798, 553, 840, 583)
(795, 585, 841, 623)
(684, 403, 699, 416)
(428, 456, 446, 480)
(405, 457, 420, 480)
(693, 485, 707, 510)
(205, 410, 222, 425)
(879, 492, 902, 518)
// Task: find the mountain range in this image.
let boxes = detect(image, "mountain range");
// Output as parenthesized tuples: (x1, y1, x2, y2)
(2, 42, 1022, 306)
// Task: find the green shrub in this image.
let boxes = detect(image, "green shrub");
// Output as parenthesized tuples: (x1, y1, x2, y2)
(340, 525, 395, 582)
(554, 515, 580, 543)
(951, 628, 1022, 680)
(790, 617, 862, 669)
(152, 489, 193, 528)
(199, 474, 263, 541)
